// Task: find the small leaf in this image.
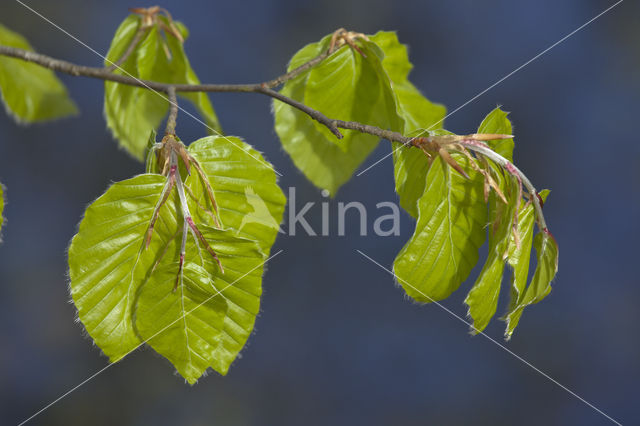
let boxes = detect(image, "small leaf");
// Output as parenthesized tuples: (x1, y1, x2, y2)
(145, 129, 160, 174)
(0, 23, 77, 123)
(504, 190, 556, 339)
(462, 108, 516, 333)
(464, 176, 520, 333)
(104, 15, 222, 159)
(393, 155, 487, 302)
(370, 31, 446, 218)
(477, 107, 514, 162)
(274, 32, 403, 195)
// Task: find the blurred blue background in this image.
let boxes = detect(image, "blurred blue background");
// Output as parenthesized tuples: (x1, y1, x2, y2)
(1, 0, 638, 425)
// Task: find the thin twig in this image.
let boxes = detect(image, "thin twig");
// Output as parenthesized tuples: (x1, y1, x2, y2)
(0, 45, 416, 144)
(165, 86, 178, 135)
(261, 49, 331, 88)
(459, 141, 548, 231)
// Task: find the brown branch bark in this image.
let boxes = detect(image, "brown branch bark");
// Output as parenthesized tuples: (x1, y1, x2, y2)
(165, 86, 178, 135)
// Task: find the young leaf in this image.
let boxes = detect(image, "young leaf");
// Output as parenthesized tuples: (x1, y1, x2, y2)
(186, 136, 286, 255)
(104, 15, 222, 159)
(274, 33, 403, 195)
(69, 136, 285, 382)
(185, 136, 286, 373)
(0, 23, 77, 123)
(464, 176, 520, 333)
(504, 191, 556, 339)
(370, 31, 446, 218)
(69, 175, 168, 361)
(393, 155, 487, 302)
(461, 108, 515, 332)
(477, 107, 514, 162)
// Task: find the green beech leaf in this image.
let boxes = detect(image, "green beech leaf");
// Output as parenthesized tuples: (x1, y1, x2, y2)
(393, 155, 487, 302)
(274, 33, 403, 195)
(185, 136, 286, 372)
(369, 31, 446, 218)
(69, 175, 168, 361)
(504, 190, 556, 339)
(464, 176, 520, 333)
(477, 107, 514, 162)
(0, 23, 77, 123)
(104, 15, 222, 160)
(134, 217, 265, 384)
(462, 108, 515, 332)
(185, 136, 286, 253)
(69, 136, 285, 382)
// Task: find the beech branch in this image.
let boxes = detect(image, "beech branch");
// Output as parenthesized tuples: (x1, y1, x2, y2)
(0, 43, 549, 233)
(0, 44, 410, 143)
(165, 86, 178, 136)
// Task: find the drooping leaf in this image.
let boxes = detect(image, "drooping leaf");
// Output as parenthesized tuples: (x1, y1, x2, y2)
(274, 32, 403, 195)
(104, 15, 222, 159)
(462, 108, 516, 333)
(464, 176, 520, 333)
(393, 155, 487, 302)
(504, 190, 556, 339)
(70, 136, 285, 382)
(477, 107, 514, 162)
(0, 23, 77, 123)
(370, 31, 446, 218)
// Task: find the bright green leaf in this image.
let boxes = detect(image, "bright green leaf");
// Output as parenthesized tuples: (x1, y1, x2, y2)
(393, 155, 487, 302)
(104, 15, 222, 160)
(0, 23, 77, 123)
(69, 175, 167, 361)
(274, 33, 403, 195)
(369, 31, 446, 218)
(462, 107, 515, 333)
(504, 190, 556, 339)
(464, 176, 520, 333)
(186, 136, 286, 254)
(134, 213, 265, 384)
(186, 136, 286, 373)
(477, 107, 514, 162)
